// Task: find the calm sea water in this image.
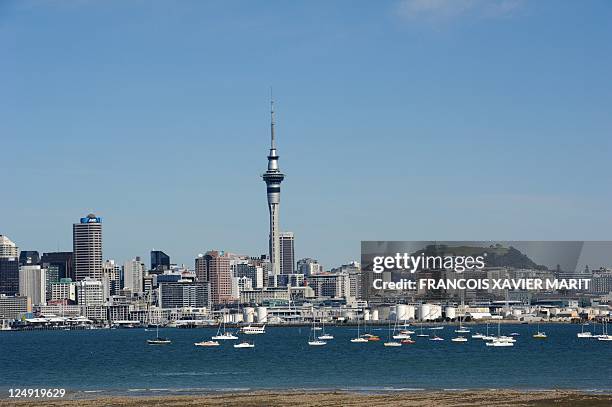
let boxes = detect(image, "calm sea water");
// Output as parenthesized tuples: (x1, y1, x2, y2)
(1, 324, 611, 396)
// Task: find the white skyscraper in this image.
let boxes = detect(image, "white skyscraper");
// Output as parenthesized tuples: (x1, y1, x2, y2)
(123, 258, 144, 295)
(0, 235, 18, 259)
(19, 265, 47, 305)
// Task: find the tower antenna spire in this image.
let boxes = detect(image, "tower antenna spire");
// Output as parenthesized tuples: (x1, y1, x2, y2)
(270, 87, 275, 150)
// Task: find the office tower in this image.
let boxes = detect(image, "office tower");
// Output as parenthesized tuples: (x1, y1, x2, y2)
(18, 251, 40, 266)
(0, 235, 18, 258)
(195, 251, 232, 305)
(76, 277, 105, 320)
(73, 214, 102, 281)
(41, 252, 74, 281)
(262, 99, 285, 279)
(151, 250, 170, 272)
(102, 260, 120, 296)
(279, 232, 295, 274)
(297, 258, 322, 276)
(231, 262, 264, 289)
(0, 295, 32, 319)
(19, 265, 47, 305)
(0, 258, 19, 296)
(50, 278, 77, 302)
(159, 281, 210, 308)
(123, 257, 144, 295)
(45, 264, 60, 300)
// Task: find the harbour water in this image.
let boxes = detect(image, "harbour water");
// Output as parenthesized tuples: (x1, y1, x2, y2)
(1, 324, 611, 396)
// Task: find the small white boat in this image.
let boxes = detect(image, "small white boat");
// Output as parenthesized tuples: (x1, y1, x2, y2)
(598, 335, 612, 341)
(383, 341, 402, 347)
(212, 333, 239, 340)
(147, 338, 171, 345)
(240, 325, 266, 335)
(533, 332, 547, 339)
(392, 333, 412, 340)
(509, 332, 520, 336)
(429, 335, 444, 341)
(451, 336, 468, 343)
(233, 341, 255, 348)
(351, 337, 368, 343)
(194, 340, 220, 347)
(471, 333, 485, 339)
(577, 332, 593, 338)
(400, 330, 415, 335)
(318, 334, 334, 340)
(308, 340, 327, 346)
(486, 339, 514, 347)
(308, 318, 327, 346)
(429, 326, 444, 330)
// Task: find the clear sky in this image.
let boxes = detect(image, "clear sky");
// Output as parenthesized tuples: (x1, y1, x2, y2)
(1, 0, 611, 269)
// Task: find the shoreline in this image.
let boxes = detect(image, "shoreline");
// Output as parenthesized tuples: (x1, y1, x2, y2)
(2, 390, 612, 406)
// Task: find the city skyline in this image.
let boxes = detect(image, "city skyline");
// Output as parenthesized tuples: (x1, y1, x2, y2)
(2, 1, 612, 268)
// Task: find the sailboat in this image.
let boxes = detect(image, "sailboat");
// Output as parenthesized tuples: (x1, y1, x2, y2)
(485, 322, 514, 347)
(417, 323, 429, 337)
(480, 323, 496, 341)
(577, 321, 593, 338)
(318, 319, 334, 340)
(455, 315, 470, 333)
(597, 319, 612, 341)
(351, 314, 368, 343)
(147, 324, 171, 345)
(212, 311, 238, 340)
(234, 341, 255, 348)
(392, 318, 411, 340)
(308, 319, 327, 346)
(532, 322, 547, 339)
(384, 319, 402, 347)
(195, 340, 220, 347)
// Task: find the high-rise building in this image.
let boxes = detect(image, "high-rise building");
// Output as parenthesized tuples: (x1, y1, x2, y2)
(76, 278, 105, 320)
(102, 260, 120, 296)
(297, 258, 322, 276)
(0, 257, 19, 296)
(19, 265, 47, 305)
(159, 282, 210, 308)
(123, 257, 145, 295)
(262, 99, 285, 280)
(279, 232, 295, 274)
(18, 251, 40, 266)
(73, 214, 102, 281)
(195, 251, 233, 305)
(41, 252, 74, 281)
(50, 278, 77, 302)
(0, 235, 18, 258)
(231, 261, 264, 289)
(151, 250, 170, 272)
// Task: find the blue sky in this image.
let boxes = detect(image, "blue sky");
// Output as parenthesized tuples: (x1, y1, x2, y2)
(1, 0, 611, 269)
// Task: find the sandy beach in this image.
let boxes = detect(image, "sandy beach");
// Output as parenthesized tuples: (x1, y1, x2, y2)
(1, 390, 611, 407)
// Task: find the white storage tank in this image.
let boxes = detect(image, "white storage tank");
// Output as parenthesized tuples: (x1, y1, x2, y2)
(371, 309, 379, 321)
(445, 306, 456, 320)
(256, 306, 268, 323)
(430, 305, 442, 320)
(512, 309, 522, 317)
(243, 307, 255, 323)
(418, 303, 431, 321)
(363, 309, 371, 321)
(395, 304, 408, 321)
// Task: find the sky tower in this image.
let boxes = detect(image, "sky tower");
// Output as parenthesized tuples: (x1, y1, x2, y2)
(262, 97, 285, 280)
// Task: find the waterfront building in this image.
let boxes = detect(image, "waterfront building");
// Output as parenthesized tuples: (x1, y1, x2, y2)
(41, 252, 74, 281)
(195, 251, 233, 305)
(19, 265, 47, 305)
(123, 257, 145, 295)
(151, 250, 170, 272)
(240, 287, 290, 305)
(262, 99, 285, 280)
(0, 257, 19, 296)
(18, 251, 40, 266)
(0, 294, 31, 319)
(280, 232, 295, 274)
(159, 281, 210, 308)
(297, 258, 322, 276)
(76, 278, 105, 320)
(0, 235, 18, 258)
(50, 278, 77, 302)
(307, 272, 352, 301)
(73, 214, 102, 281)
